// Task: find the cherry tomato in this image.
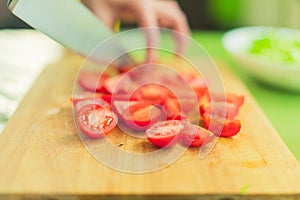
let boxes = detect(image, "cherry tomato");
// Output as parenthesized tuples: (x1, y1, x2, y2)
(162, 97, 185, 120)
(132, 84, 174, 105)
(101, 94, 138, 105)
(145, 120, 184, 148)
(181, 123, 214, 147)
(103, 74, 134, 94)
(200, 102, 239, 119)
(75, 99, 111, 111)
(78, 71, 108, 93)
(121, 102, 162, 130)
(203, 113, 241, 137)
(77, 104, 118, 138)
(208, 93, 245, 108)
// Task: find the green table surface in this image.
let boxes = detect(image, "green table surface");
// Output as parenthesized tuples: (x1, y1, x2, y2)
(191, 31, 300, 162)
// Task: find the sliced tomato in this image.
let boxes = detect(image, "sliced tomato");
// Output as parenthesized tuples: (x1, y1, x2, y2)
(103, 74, 134, 94)
(145, 120, 184, 148)
(77, 104, 118, 139)
(101, 94, 138, 105)
(180, 73, 208, 100)
(78, 71, 108, 93)
(132, 84, 174, 105)
(121, 102, 162, 130)
(162, 97, 185, 120)
(208, 93, 245, 107)
(203, 114, 241, 138)
(75, 98, 111, 111)
(181, 123, 214, 147)
(200, 102, 239, 119)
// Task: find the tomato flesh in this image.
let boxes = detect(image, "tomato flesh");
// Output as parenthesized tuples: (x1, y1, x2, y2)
(203, 114, 241, 137)
(200, 102, 239, 119)
(208, 93, 245, 108)
(162, 97, 185, 120)
(77, 104, 118, 138)
(145, 120, 184, 148)
(181, 123, 214, 147)
(132, 84, 174, 105)
(78, 71, 108, 93)
(122, 102, 162, 130)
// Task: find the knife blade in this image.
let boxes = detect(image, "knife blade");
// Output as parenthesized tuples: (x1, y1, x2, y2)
(8, 0, 135, 66)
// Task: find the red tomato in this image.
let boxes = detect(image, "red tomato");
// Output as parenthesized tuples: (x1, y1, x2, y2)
(180, 73, 208, 100)
(121, 102, 162, 130)
(208, 93, 245, 107)
(200, 102, 239, 119)
(145, 120, 184, 148)
(77, 104, 118, 138)
(101, 94, 138, 104)
(78, 71, 108, 93)
(103, 74, 134, 94)
(181, 123, 214, 147)
(132, 84, 174, 105)
(162, 97, 185, 120)
(203, 114, 241, 137)
(75, 98, 111, 111)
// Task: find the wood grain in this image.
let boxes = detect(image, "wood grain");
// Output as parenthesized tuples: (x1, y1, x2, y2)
(0, 51, 300, 199)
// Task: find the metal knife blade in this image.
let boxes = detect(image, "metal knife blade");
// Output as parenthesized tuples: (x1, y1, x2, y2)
(8, 0, 135, 66)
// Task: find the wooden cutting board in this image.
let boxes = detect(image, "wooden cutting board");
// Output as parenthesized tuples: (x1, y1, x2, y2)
(1, 51, 300, 199)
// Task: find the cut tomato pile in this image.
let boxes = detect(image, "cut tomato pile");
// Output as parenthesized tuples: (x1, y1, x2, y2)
(72, 67, 245, 148)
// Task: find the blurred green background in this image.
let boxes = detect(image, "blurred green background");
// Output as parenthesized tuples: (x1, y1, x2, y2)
(1, 0, 299, 29)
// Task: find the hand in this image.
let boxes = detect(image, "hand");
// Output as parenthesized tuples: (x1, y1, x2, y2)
(81, 0, 190, 62)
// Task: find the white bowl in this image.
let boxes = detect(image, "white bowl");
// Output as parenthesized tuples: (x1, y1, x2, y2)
(222, 26, 300, 92)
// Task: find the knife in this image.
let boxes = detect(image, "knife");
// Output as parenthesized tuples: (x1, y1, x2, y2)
(7, 0, 135, 66)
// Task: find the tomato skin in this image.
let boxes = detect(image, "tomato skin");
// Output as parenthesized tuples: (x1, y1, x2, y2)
(103, 74, 134, 95)
(77, 104, 118, 139)
(132, 84, 175, 105)
(181, 123, 214, 147)
(203, 114, 241, 137)
(114, 101, 162, 131)
(145, 120, 184, 148)
(78, 71, 108, 93)
(162, 98, 186, 120)
(200, 102, 239, 119)
(208, 93, 245, 108)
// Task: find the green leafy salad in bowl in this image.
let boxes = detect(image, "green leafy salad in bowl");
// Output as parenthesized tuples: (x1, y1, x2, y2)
(222, 26, 300, 92)
(248, 30, 300, 65)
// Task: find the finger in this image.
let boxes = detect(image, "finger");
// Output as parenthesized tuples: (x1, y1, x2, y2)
(172, 12, 190, 56)
(82, 0, 117, 30)
(155, 1, 190, 55)
(134, 1, 160, 62)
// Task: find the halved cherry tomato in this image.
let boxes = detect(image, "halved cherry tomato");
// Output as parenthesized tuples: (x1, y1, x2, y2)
(77, 104, 118, 138)
(75, 98, 111, 111)
(181, 123, 214, 147)
(121, 102, 162, 130)
(145, 120, 184, 148)
(103, 74, 134, 94)
(78, 71, 108, 93)
(203, 113, 241, 138)
(163, 97, 185, 120)
(200, 102, 239, 119)
(132, 84, 174, 105)
(101, 94, 138, 104)
(208, 93, 245, 108)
